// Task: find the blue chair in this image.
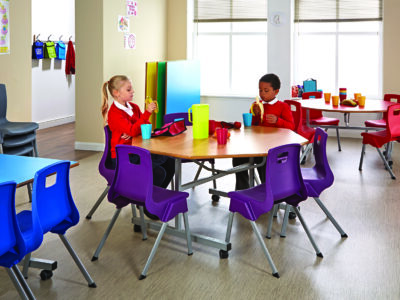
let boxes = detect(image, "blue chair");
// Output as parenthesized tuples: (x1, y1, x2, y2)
(0, 181, 38, 300)
(91, 145, 192, 280)
(18, 161, 96, 287)
(164, 112, 219, 201)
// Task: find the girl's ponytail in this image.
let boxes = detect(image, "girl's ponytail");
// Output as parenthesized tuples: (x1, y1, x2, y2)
(101, 81, 109, 125)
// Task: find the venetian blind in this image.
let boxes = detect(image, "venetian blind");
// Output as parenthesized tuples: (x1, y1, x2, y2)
(194, 0, 268, 23)
(295, 0, 382, 22)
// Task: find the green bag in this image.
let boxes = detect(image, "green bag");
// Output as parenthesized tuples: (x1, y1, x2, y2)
(44, 41, 57, 59)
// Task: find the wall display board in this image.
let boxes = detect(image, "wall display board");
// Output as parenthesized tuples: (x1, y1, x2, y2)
(0, 0, 10, 54)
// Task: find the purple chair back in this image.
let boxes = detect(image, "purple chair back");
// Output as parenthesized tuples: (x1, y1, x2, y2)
(108, 145, 153, 209)
(301, 128, 334, 197)
(99, 126, 115, 185)
(164, 113, 192, 126)
(268, 144, 308, 206)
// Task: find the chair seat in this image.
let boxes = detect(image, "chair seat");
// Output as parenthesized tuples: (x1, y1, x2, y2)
(150, 187, 189, 222)
(361, 129, 390, 148)
(310, 117, 339, 126)
(2, 132, 36, 148)
(16, 211, 43, 253)
(3, 145, 34, 156)
(299, 123, 315, 141)
(364, 119, 386, 128)
(0, 121, 39, 136)
(301, 169, 332, 197)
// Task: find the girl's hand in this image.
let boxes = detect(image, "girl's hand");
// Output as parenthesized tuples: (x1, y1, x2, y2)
(121, 133, 132, 140)
(146, 101, 157, 113)
(265, 114, 278, 124)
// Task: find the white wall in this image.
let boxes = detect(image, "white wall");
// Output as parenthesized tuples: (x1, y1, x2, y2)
(31, 0, 75, 128)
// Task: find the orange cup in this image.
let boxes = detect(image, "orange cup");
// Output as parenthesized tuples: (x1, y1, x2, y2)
(354, 93, 361, 101)
(324, 93, 331, 103)
(332, 96, 339, 106)
(358, 96, 366, 107)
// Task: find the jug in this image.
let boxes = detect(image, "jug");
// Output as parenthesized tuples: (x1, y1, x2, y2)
(188, 104, 209, 139)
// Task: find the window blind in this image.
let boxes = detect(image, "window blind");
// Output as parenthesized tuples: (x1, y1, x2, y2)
(295, 0, 382, 22)
(194, 0, 268, 23)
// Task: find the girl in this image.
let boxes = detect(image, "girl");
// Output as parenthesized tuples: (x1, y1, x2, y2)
(101, 75, 175, 190)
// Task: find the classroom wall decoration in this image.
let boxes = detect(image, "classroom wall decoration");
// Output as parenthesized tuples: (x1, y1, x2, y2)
(124, 33, 136, 49)
(0, 0, 10, 55)
(126, 0, 138, 17)
(118, 15, 129, 32)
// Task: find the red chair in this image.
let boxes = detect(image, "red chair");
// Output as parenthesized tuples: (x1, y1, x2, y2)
(301, 91, 342, 151)
(364, 94, 400, 129)
(359, 104, 400, 179)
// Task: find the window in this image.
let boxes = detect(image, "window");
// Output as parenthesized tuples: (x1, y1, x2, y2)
(293, 0, 382, 99)
(193, 0, 268, 96)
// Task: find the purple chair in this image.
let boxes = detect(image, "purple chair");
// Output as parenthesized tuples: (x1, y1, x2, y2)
(224, 144, 322, 278)
(91, 145, 193, 280)
(272, 128, 347, 238)
(164, 113, 219, 202)
(86, 126, 115, 219)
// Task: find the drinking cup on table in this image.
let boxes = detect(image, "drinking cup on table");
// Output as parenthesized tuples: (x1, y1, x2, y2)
(324, 93, 331, 103)
(354, 93, 361, 101)
(216, 128, 228, 145)
(358, 96, 366, 107)
(332, 96, 339, 106)
(141, 124, 152, 140)
(242, 113, 252, 127)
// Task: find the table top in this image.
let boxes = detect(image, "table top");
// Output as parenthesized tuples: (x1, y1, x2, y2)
(295, 98, 394, 113)
(0, 154, 79, 187)
(131, 126, 308, 160)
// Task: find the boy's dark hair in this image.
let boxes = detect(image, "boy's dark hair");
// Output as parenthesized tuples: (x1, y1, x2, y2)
(259, 73, 281, 90)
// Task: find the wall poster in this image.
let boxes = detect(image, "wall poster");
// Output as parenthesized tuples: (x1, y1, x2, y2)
(0, 0, 9, 54)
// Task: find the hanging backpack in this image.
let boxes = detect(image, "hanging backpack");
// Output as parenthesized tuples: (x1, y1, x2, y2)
(44, 41, 57, 59)
(32, 40, 44, 59)
(56, 41, 66, 60)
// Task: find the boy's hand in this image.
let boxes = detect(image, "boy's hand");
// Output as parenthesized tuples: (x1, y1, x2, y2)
(146, 101, 157, 113)
(265, 114, 278, 124)
(253, 104, 261, 116)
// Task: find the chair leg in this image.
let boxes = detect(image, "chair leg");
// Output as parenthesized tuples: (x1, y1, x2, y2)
(58, 235, 96, 288)
(138, 206, 148, 240)
(92, 208, 121, 261)
(377, 148, 396, 179)
(359, 144, 366, 171)
(336, 128, 341, 151)
(292, 206, 323, 257)
(6, 267, 32, 300)
(86, 186, 110, 219)
(182, 212, 193, 255)
(27, 183, 32, 203)
(313, 197, 348, 238)
(249, 221, 279, 278)
(266, 205, 279, 239)
(300, 143, 312, 164)
(21, 252, 31, 279)
(279, 204, 291, 238)
(139, 222, 168, 280)
(32, 139, 39, 157)
(225, 212, 234, 244)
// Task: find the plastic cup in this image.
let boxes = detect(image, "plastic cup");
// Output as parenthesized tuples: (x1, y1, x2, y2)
(140, 124, 152, 140)
(354, 93, 361, 101)
(358, 96, 366, 107)
(332, 96, 339, 106)
(324, 93, 331, 103)
(216, 128, 228, 145)
(242, 113, 252, 127)
(209, 120, 216, 135)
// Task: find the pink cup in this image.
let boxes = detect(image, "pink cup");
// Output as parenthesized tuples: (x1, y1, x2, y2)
(216, 128, 228, 145)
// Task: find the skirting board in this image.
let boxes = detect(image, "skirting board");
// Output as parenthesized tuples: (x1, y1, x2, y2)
(38, 116, 75, 129)
(75, 142, 104, 152)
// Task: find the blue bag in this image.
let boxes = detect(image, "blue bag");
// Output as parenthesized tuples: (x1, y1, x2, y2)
(32, 41, 44, 59)
(303, 78, 317, 93)
(56, 41, 66, 60)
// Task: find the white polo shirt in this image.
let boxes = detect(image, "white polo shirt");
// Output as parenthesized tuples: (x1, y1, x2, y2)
(114, 100, 134, 117)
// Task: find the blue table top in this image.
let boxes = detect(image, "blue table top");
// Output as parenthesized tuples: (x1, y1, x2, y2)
(0, 154, 78, 187)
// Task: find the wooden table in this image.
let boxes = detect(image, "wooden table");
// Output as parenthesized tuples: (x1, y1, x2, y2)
(296, 98, 394, 130)
(131, 126, 308, 252)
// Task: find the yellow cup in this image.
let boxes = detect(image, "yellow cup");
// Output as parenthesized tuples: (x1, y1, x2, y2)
(354, 93, 361, 101)
(358, 96, 366, 107)
(332, 96, 339, 106)
(324, 93, 331, 103)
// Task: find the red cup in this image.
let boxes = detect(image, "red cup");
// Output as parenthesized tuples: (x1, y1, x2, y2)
(216, 128, 228, 145)
(209, 120, 216, 135)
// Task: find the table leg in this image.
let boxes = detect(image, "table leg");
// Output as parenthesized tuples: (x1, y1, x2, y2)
(249, 157, 255, 188)
(174, 158, 182, 230)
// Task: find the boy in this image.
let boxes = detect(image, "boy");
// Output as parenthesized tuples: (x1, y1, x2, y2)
(233, 73, 295, 190)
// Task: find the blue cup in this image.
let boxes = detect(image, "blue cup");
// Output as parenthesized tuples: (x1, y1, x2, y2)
(141, 124, 152, 140)
(242, 113, 252, 127)
(309, 96, 316, 99)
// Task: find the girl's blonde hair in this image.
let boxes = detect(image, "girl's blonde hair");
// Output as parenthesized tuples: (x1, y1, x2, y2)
(101, 75, 130, 125)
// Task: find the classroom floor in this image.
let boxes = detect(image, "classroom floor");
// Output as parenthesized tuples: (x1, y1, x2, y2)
(1, 124, 400, 300)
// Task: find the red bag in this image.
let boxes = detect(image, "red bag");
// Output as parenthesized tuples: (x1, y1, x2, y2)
(151, 119, 187, 137)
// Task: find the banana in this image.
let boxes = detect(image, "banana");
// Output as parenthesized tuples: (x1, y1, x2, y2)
(146, 96, 159, 113)
(251, 96, 264, 116)
(342, 99, 358, 107)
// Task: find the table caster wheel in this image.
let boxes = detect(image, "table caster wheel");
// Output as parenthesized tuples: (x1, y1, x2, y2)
(40, 270, 53, 281)
(212, 195, 220, 202)
(133, 224, 142, 232)
(219, 250, 229, 259)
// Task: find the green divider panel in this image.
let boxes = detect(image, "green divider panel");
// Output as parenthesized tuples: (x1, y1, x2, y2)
(156, 62, 166, 127)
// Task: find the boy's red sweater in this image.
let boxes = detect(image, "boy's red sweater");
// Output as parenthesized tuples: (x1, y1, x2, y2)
(107, 102, 151, 158)
(251, 100, 295, 130)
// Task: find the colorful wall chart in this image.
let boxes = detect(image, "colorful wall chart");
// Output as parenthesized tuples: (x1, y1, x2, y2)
(0, 0, 10, 54)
